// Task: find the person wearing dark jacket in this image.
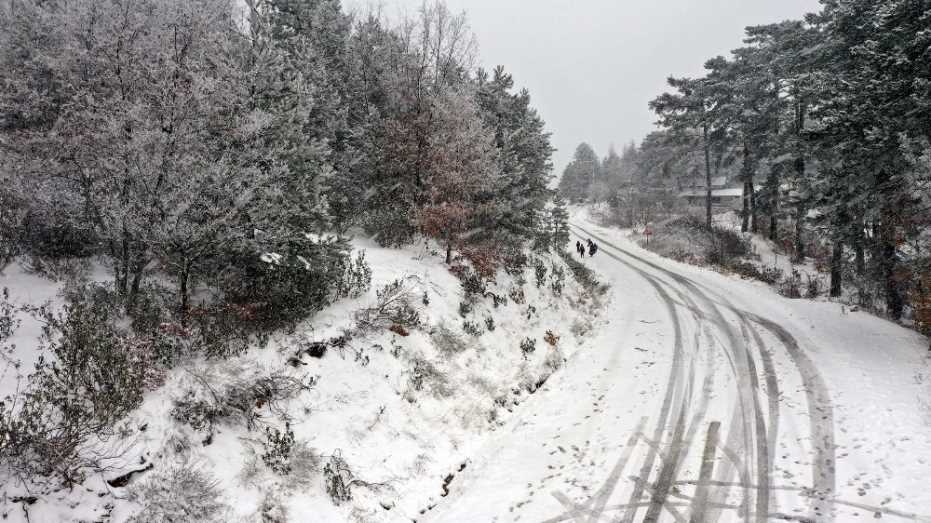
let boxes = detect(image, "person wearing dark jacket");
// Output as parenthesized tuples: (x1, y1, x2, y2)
(589, 241, 598, 257)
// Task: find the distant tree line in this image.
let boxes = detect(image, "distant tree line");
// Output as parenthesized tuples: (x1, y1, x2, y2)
(564, 0, 931, 322)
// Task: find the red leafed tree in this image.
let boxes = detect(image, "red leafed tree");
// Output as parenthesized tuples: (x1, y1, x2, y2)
(419, 90, 498, 264)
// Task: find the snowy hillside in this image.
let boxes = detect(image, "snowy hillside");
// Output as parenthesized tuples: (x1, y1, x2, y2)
(0, 239, 607, 522)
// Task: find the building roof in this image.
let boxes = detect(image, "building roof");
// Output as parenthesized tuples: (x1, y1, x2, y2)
(678, 187, 745, 199)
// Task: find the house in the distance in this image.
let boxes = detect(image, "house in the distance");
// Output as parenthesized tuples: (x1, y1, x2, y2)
(678, 176, 745, 206)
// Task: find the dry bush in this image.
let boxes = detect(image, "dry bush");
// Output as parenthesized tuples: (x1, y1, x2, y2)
(172, 370, 312, 434)
(406, 355, 453, 400)
(544, 347, 564, 374)
(354, 278, 422, 332)
(127, 461, 228, 523)
(432, 323, 468, 356)
(258, 490, 289, 523)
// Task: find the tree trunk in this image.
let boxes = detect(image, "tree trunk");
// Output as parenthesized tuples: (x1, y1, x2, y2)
(794, 203, 805, 262)
(878, 171, 903, 319)
(179, 262, 191, 319)
(830, 240, 844, 298)
(445, 242, 452, 265)
(119, 228, 131, 295)
(749, 177, 757, 234)
(793, 96, 807, 262)
(854, 220, 866, 276)
(741, 141, 751, 233)
(830, 204, 849, 298)
(703, 124, 712, 230)
(128, 258, 146, 309)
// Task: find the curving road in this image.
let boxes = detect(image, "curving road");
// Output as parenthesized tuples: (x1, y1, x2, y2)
(425, 220, 931, 523)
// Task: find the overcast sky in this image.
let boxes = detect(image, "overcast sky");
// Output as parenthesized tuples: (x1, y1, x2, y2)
(345, 0, 821, 174)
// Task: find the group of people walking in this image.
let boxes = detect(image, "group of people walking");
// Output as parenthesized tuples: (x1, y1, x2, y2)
(576, 238, 598, 258)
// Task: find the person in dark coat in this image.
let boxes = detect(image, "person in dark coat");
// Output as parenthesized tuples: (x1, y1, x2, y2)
(589, 241, 598, 257)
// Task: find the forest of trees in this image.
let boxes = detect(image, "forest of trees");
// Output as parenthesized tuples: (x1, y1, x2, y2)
(0, 0, 557, 315)
(0, 0, 563, 487)
(566, 0, 931, 323)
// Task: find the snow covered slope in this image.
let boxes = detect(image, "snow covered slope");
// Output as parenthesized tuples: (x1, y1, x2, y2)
(0, 239, 606, 522)
(427, 217, 931, 523)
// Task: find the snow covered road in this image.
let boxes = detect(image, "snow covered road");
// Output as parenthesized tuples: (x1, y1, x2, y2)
(426, 220, 931, 523)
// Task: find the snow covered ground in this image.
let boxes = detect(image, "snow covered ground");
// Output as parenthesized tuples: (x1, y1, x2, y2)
(427, 215, 931, 522)
(0, 238, 606, 522)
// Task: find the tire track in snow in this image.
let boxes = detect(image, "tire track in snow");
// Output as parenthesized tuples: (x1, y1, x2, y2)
(572, 224, 772, 521)
(574, 222, 837, 522)
(750, 314, 836, 521)
(570, 230, 690, 523)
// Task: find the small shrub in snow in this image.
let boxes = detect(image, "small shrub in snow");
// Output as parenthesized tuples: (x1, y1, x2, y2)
(806, 274, 822, 298)
(262, 423, 296, 475)
(560, 251, 606, 294)
(0, 288, 19, 354)
(461, 244, 501, 279)
(486, 291, 508, 308)
(408, 356, 452, 398)
(509, 286, 526, 305)
(534, 258, 548, 288)
(127, 461, 228, 523)
(780, 270, 803, 299)
(725, 260, 784, 286)
(334, 250, 373, 300)
(503, 249, 529, 277)
(258, 490, 289, 522)
(219, 237, 352, 331)
(525, 305, 538, 320)
(544, 347, 564, 373)
(171, 395, 229, 434)
(459, 268, 486, 299)
(172, 372, 312, 433)
(1, 285, 149, 486)
(458, 300, 472, 317)
(462, 320, 482, 337)
(422, 290, 430, 306)
(571, 317, 593, 338)
(543, 330, 560, 347)
(355, 279, 421, 332)
(432, 324, 468, 356)
(550, 264, 566, 296)
(520, 337, 536, 358)
(484, 315, 496, 332)
(324, 454, 354, 505)
(703, 224, 752, 267)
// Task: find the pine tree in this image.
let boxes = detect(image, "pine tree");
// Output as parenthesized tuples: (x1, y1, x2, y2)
(558, 143, 600, 203)
(550, 195, 571, 252)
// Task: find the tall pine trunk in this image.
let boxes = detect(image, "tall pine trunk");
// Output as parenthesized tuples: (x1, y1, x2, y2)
(830, 240, 844, 298)
(741, 141, 751, 233)
(853, 219, 866, 276)
(793, 96, 807, 262)
(749, 177, 757, 233)
(877, 170, 903, 319)
(830, 206, 847, 298)
(703, 123, 712, 230)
